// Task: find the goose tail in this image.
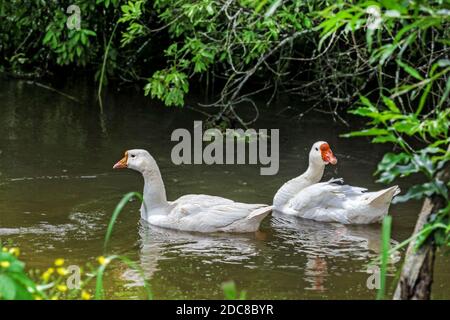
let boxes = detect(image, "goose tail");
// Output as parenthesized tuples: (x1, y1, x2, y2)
(368, 185, 401, 208)
(247, 205, 273, 221)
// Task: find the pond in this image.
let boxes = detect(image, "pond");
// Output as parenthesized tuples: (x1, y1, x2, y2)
(0, 79, 448, 299)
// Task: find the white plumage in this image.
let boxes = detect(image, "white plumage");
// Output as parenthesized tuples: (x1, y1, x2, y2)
(113, 149, 271, 233)
(273, 142, 400, 224)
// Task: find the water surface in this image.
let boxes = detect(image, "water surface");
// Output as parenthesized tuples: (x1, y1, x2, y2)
(0, 80, 448, 299)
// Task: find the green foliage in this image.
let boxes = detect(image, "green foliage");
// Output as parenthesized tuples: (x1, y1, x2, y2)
(144, 68, 189, 106)
(335, 0, 449, 249)
(0, 1, 121, 78)
(222, 281, 247, 300)
(0, 248, 35, 300)
(1, 0, 447, 125)
(377, 216, 391, 300)
(0, 191, 151, 300)
(0, 245, 95, 300)
(117, 0, 324, 107)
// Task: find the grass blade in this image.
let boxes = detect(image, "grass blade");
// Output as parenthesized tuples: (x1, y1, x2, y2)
(104, 192, 143, 253)
(377, 215, 392, 300)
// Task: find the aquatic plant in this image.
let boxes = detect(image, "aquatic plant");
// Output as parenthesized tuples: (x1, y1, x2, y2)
(0, 245, 92, 300)
(377, 216, 392, 300)
(222, 281, 247, 300)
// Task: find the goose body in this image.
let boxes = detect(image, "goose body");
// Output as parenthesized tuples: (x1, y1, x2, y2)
(273, 142, 400, 224)
(113, 149, 271, 233)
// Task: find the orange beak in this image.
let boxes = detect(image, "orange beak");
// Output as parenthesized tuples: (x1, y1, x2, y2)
(320, 143, 337, 165)
(113, 152, 128, 169)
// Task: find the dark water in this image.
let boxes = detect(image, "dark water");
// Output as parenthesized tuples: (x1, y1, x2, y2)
(0, 80, 448, 299)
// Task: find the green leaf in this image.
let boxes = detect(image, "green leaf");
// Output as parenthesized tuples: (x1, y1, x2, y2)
(412, 153, 435, 177)
(382, 96, 400, 113)
(42, 31, 53, 45)
(393, 117, 420, 135)
(393, 181, 447, 203)
(416, 82, 432, 115)
(396, 59, 424, 81)
(376, 152, 413, 183)
(341, 128, 390, 138)
(222, 281, 242, 300)
(372, 133, 397, 144)
(0, 274, 17, 300)
(348, 106, 379, 118)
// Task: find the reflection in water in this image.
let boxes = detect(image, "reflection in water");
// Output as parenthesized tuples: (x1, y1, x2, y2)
(121, 214, 400, 295)
(1, 79, 448, 299)
(271, 213, 390, 257)
(270, 213, 399, 292)
(305, 256, 328, 292)
(123, 221, 262, 287)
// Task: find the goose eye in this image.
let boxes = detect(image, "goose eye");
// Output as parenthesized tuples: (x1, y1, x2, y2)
(131, 154, 136, 158)
(315, 148, 319, 151)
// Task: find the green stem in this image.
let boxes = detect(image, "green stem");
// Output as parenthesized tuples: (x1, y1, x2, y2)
(98, 22, 119, 112)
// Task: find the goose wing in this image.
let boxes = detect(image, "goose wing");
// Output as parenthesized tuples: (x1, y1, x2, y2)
(167, 195, 268, 232)
(284, 179, 368, 223)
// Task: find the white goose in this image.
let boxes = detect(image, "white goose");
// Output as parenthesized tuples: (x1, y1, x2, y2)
(113, 149, 272, 233)
(273, 141, 400, 224)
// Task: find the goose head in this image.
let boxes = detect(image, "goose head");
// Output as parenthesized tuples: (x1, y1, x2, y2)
(309, 141, 337, 166)
(113, 149, 156, 173)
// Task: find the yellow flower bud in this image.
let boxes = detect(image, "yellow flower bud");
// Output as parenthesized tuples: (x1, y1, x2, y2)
(97, 256, 107, 265)
(0, 261, 11, 268)
(56, 267, 68, 276)
(57, 284, 68, 292)
(9, 248, 20, 257)
(54, 258, 65, 267)
(81, 290, 91, 300)
(41, 267, 55, 281)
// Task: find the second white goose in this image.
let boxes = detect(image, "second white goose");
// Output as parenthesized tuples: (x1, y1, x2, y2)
(273, 141, 400, 224)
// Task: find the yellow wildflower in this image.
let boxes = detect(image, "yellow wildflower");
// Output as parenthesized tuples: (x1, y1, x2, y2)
(41, 268, 55, 281)
(56, 267, 68, 276)
(81, 290, 91, 300)
(54, 258, 65, 267)
(9, 248, 20, 257)
(57, 284, 68, 292)
(0, 261, 11, 268)
(2, 247, 8, 252)
(97, 256, 108, 265)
